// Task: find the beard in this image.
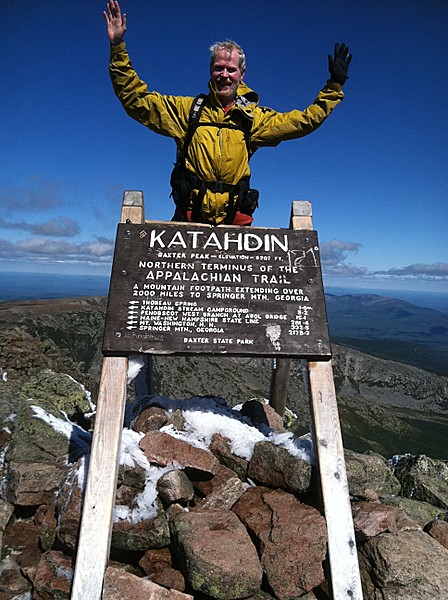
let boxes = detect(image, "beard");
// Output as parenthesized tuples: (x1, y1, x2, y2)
(211, 78, 240, 104)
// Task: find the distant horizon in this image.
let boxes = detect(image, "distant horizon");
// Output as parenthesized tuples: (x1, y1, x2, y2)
(1, 269, 447, 314)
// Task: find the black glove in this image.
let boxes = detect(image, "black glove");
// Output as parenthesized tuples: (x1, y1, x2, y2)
(328, 43, 352, 85)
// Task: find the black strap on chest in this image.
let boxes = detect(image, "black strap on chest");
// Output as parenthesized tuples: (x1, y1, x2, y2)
(171, 94, 255, 224)
(177, 94, 207, 164)
(179, 94, 252, 162)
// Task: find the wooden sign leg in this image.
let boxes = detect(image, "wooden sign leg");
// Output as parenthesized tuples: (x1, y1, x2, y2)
(71, 357, 128, 600)
(71, 192, 144, 600)
(305, 359, 363, 599)
(269, 201, 312, 415)
(270, 358, 290, 416)
(289, 200, 362, 599)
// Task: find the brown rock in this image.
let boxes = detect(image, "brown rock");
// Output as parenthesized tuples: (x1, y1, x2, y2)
(139, 547, 173, 575)
(103, 566, 193, 600)
(133, 406, 168, 433)
(233, 487, 327, 598)
(165, 408, 186, 431)
(0, 500, 14, 552)
(345, 450, 401, 499)
(166, 503, 187, 521)
(138, 548, 186, 591)
(140, 430, 218, 474)
(209, 433, 248, 480)
(33, 551, 73, 600)
(241, 400, 285, 432)
(247, 440, 312, 494)
(0, 556, 32, 597)
(424, 519, 448, 550)
(36, 503, 58, 551)
(194, 464, 236, 497)
(352, 501, 420, 542)
(115, 483, 140, 508)
(153, 567, 186, 592)
(4, 518, 42, 579)
(4, 518, 40, 549)
(7, 460, 69, 505)
(359, 530, 448, 599)
(0, 427, 11, 453)
(57, 470, 84, 550)
(171, 509, 262, 599)
(199, 475, 247, 511)
(111, 504, 170, 551)
(157, 470, 195, 506)
(118, 462, 146, 489)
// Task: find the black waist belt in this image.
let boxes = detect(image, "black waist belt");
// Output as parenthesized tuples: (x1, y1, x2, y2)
(203, 179, 238, 194)
(188, 173, 250, 224)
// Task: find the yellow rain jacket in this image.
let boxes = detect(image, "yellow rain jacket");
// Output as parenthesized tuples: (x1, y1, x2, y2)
(110, 42, 344, 224)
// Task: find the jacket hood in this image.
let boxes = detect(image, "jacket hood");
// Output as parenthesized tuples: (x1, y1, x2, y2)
(207, 80, 259, 108)
(236, 81, 259, 104)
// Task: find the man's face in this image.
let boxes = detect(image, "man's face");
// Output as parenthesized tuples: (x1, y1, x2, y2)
(210, 49, 245, 107)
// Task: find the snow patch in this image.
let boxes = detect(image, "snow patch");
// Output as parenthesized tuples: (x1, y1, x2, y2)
(128, 354, 145, 384)
(114, 463, 179, 523)
(34, 386, 315, 524)
(64, 374, 96, 414)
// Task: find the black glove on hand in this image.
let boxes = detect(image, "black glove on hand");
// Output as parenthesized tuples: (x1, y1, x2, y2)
(328, 43, 352, 85)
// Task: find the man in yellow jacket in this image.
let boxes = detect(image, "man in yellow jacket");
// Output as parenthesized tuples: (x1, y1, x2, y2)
(104, 1, 351, 226)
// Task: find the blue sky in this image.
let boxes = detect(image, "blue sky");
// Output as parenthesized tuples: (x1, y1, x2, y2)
(1, 0, 447, 293)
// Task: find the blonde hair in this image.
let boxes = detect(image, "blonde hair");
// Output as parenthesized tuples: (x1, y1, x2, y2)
(209, 39, 246, 72)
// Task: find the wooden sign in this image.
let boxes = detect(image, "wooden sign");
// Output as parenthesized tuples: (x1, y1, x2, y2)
(103, 222, 331, 358)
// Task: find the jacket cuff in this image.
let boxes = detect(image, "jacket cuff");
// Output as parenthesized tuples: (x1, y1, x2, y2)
(326, 79, 343, 92)
(110, 41, 127, 55)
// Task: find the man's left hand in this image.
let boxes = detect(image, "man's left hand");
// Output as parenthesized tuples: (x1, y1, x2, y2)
(328, 43, 352, 85)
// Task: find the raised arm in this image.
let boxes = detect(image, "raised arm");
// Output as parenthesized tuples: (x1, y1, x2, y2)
(103, 0, 127, 46)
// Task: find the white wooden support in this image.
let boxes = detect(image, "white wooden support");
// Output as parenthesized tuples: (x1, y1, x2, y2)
(304, 360, 363, 599)
(270, 201, 313, 415)
(292, 200, 363, 599)
(71, 191, 144, 600)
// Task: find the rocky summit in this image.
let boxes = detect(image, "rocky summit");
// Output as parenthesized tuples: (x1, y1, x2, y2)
(0, 296, 448, 599)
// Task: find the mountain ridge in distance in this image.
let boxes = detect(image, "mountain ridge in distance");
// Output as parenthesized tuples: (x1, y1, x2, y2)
(0, 293, 447, 459)
(325, 293, 448, 376)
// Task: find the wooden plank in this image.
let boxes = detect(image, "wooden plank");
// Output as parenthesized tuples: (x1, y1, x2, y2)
(306, 360, 363, 599)
(270, 201, 313, 414)
(120, 189, 145, 223)
(71, 357, 128, 600)
(269, 358, 290, 416)
(291, 200, 362, 597)
(71, 191, 145, 600)
(291, 199, 313, 231)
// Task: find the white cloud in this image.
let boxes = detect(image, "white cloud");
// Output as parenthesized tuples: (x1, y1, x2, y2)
(321, 241, 448, 282)
(0, 235, 114, 266)
(375, 262, 448, 281)
(0, 216, 80, 237)
(320, 239, 362, 267)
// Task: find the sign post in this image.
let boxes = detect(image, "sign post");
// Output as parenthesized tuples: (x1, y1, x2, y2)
(71, 192, 144, 600)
